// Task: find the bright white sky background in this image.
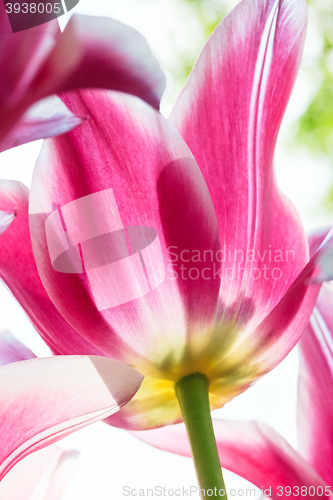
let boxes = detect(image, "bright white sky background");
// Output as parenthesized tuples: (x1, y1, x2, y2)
(0, 1, 332, 498)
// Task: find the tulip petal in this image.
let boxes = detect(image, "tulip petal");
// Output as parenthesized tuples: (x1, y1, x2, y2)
(205, 228, 333, 399)
(0, 4, 165, 151)
(0, 446, 79, 500)
(236, 228, 333, 371)
(0, 3, 59, 108)
(0, 331, 36, 367)
(132, 420, 328, 499)
(42, 449, 80, 500)
(297, 283, 333, 485)
(309, 227, 333, 283)
(29, 90, 221, 381)
(105, 374, 182, 430)
(0, 96, 83, 153)
(0, 355, 143, 480)
(34, 14, 166, 110)
(170, 0, 309, 333)
(0, 180, 105, 356)
(0, 3, 60, 141)
(0, 210, 15, 235)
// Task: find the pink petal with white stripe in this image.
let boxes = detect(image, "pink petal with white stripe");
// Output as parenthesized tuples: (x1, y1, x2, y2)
(170, 0, 309, 334)
(132, 420, 328, 500)
(29, 90, 221, 380)
(0, 355, 143, 480)
(0, 446, 79, 500)
(297, 282, 333, 485)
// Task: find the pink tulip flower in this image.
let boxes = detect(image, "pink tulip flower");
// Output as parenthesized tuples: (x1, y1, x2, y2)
(0, 443, 80, 500)
(19, 0, 333, 428)
(1, 0, 333, 493)
(0, 2, 166, 152)
(133, 281, 333, 500)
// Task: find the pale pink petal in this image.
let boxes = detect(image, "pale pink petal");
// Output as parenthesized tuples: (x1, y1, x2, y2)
(35, 15, 166, 109)
(170, 0, 309, 334)
(0, 96, 83, 153)
(297, 282, 333, 485)
(308, 226, 332, 258)
(44, 449, 80, 500)
(0, 355, 143, 480)
(132, 420, 328, 499)
(0, 180, 105, 356)
(29, 90, 221, 380)
(310, 227, 333, 283)
(0, 445, 79, 500)
(0, 210, 15, 235)
(0, 331, 36, 366)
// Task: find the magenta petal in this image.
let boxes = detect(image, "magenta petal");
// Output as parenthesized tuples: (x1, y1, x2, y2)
(0, 96, 83, 153)
(0, 355, 143, 480)
(222, 230, 333, 381)
(29, 90, 221, 378)
(0, 3, 59, 109)
(0, 446, 79, 500)
(240, 228, 333, 374)
(297, 283, 333, 485)
(170, 0, 309, 331)
(0, 180, 105, 356)
(0, 210, 15, 235)
(36, 14, 166, 109)
(133, 420, 328, 499)
(0, 3, 60, 141)
(0, 331, 36, 367)
(0, 5, 165, 151)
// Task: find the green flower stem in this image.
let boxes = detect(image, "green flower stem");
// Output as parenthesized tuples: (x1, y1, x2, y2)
(175, 373, 228, 500)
